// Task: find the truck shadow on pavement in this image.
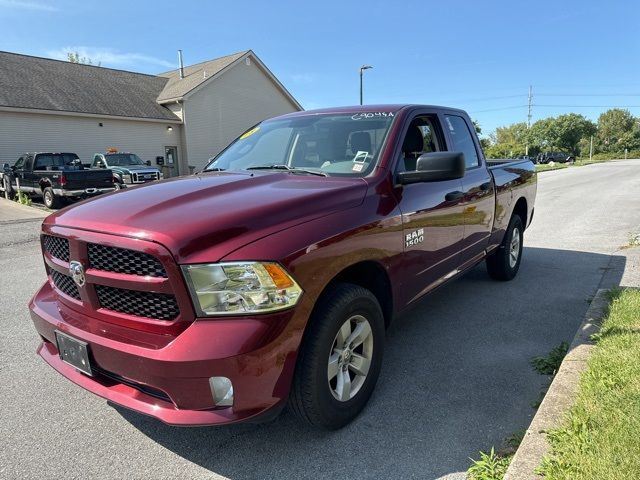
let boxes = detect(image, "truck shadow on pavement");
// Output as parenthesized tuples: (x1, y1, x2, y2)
(114, 246, 625, 480)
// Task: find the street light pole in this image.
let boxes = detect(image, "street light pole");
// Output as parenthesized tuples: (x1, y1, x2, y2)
(359, 65, 373, 105)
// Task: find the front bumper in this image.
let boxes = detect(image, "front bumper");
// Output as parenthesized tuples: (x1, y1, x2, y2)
(29, 282, 299, 426)
(53, 187, 115, 197)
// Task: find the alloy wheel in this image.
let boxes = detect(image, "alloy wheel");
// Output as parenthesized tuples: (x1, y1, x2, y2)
(509, 227, 521, 268)
(327, 314, 374, 402)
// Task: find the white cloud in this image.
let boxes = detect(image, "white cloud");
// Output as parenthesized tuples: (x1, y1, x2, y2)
(47, 47, 175, 70)
(0, 0, 58, 11)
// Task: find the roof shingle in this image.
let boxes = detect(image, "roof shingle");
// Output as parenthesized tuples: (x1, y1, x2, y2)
(156, 51, 248, 102)
(0, 51, 179, 121)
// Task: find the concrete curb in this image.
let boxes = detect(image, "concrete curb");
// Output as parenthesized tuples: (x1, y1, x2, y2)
(0, 197, 49, 222)
(503, 288, 610, 480)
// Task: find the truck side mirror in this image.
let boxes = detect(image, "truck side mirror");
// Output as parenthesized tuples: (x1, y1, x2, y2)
(397, 152, 466, 185)
(145, 160, 151, 166)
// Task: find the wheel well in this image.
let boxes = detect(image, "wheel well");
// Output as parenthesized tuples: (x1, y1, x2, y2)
(329, 261, 393, 328)
(513, 197, 528, 227)
(39, 179, 51, 190)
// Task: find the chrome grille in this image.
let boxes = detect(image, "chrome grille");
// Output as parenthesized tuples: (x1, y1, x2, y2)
(88, 244, 167, 277)
(51, 270, 80, 300)
(43, 235, 70, 262)
(95, 285, 179, 320)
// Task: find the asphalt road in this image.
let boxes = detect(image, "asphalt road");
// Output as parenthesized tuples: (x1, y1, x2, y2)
(1, 160, 639, 480)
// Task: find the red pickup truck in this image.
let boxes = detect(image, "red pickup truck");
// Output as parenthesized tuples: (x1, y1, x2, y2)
(30, 105, 536, 429)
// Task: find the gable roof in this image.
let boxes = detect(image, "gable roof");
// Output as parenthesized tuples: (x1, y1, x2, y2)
(157, 50, 302, 110)
(157, 50, 248, 103)
(0, 51, 179, 121)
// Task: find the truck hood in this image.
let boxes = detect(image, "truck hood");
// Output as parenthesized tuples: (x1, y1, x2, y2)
(45, 171, 368, 263)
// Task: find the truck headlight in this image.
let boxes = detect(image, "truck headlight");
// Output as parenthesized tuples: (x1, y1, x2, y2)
(182, 262, 303, 316)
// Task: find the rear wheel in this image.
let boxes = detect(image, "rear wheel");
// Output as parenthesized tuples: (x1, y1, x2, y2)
(289, 283, 384, 430)
(486, 214, 524, 281)
(42, 187, 62, 209)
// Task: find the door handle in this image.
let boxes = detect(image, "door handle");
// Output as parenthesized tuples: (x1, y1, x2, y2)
(480, 182, 492, 191)
(445, 190, 465, 201)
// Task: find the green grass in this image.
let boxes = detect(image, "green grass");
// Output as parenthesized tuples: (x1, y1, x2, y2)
(468, 447, 512, 480)
(535, 156, 636, 172)
(467, 430, 525, 480)
(538, 288, 640, 479)
(536, 163, 569, 172)
(530, 341, 569, 375)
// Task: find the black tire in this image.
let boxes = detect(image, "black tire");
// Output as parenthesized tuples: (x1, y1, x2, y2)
(42, 187, 62, 209)
(289, 283, 385, 430)
(3, 177, 15, 200)
(113, 182, 122, 191)
(486, 214, 524, 281)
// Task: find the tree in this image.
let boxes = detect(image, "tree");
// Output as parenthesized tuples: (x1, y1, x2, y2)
(529, 114, 595, 155)
(553, 113, 596, 155)
(67, 51, 100, 66)
(472, 119, 491, 150)
(597, 109, 638, 153)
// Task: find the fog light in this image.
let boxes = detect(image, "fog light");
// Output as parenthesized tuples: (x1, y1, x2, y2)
(209, 376, 233, 407)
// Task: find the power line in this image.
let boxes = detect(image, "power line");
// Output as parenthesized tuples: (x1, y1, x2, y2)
(535, 104, 640, 108)
(469, 105, 527, 113)
(536, 93, 640, 97)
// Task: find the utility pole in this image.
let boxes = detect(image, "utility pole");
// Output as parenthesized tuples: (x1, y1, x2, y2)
(589, 135, 593, 161)
(526, 85, 533, 156)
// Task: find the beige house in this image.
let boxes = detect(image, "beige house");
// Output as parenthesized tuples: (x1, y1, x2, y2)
(0, 50, 302, 175)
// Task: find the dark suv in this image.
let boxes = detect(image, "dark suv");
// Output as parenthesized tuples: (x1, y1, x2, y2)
(538, 152, 575, 164)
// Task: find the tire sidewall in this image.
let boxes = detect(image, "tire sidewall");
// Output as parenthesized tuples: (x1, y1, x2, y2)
(299, 285, 384, 428)
(503, 215, 524, 279)
(43, 187, 54, 208)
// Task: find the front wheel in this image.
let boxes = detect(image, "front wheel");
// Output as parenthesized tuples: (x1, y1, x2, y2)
(42, 187, 62, 209)
(486, 214, 524, 281)
(289, 283, 384, 430)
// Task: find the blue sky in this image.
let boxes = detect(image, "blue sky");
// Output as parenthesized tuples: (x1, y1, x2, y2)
(1, 0, 639, 134)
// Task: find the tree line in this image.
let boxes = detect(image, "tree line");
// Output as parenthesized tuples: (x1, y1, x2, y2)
(479, 109, 640, 159)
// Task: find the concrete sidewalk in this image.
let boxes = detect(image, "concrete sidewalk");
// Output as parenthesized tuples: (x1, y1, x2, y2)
(0, 197, 48, 224)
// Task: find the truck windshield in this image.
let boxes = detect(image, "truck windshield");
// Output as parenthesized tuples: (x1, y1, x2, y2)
(204, 112, 396, 177)
(106, 154, 145, 166)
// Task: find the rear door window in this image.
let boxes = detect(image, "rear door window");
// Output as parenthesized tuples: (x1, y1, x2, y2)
(444, 115, 480, 168)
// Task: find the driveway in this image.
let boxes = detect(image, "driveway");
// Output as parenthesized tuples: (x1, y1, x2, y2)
(1, 160, 639, 479)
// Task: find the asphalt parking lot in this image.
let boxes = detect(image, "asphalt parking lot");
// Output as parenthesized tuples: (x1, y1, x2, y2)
(1, 160, 639, 479)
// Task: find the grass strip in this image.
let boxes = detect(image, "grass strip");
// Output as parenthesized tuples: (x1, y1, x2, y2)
(538, 288, 640, 479)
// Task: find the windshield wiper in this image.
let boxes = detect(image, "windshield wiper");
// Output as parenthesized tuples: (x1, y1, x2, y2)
(245, 164, 327, 177)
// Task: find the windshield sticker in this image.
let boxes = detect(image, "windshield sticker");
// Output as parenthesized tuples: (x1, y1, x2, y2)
(353, 151, 369, 163)
(352, 163, 365, 172)
(240, 126, 260, 139)
(351, 112, 394, 120)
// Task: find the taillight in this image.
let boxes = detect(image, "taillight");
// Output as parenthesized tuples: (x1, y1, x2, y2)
(59, 174, 67, 186)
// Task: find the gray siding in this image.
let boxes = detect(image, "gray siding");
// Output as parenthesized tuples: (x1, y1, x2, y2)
(183, 60, 300, 171)
(0, 110, 182, 170)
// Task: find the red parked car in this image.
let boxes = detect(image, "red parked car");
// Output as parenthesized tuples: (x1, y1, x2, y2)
(30, 105, 536, 429)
